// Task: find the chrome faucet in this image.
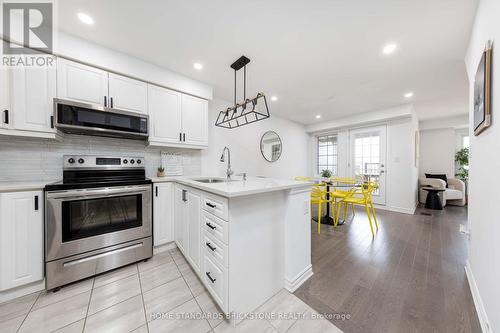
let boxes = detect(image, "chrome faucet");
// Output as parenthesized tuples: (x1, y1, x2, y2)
(220, 147, 233, 180)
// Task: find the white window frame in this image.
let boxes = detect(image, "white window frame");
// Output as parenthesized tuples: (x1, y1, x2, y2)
(314, 133, 339, 177)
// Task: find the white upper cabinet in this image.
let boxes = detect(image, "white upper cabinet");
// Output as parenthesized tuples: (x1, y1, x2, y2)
(57, 58, 108, 106)
(153, 183, 174, 247)
(10, 66, 56, 133)
(182, 94, 208, 146)
(147, 84, 208, 148)
(0, 190, 44, 291)
(0, 68, 9, 129)
(108, 73, 148, 114)
(148, 84, 183, 144)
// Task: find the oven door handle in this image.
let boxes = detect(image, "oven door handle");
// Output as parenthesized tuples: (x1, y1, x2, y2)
(47, 186, 151, 200)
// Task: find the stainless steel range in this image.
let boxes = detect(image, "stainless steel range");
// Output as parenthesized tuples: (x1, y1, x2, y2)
(45, 155, 152, 290)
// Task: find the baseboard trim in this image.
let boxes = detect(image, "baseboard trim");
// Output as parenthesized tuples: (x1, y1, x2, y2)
(373, 204, 416, 215)
(284, 265, 313, 292)
(465, 260, 491, 333)
(0, 280, 45, 303)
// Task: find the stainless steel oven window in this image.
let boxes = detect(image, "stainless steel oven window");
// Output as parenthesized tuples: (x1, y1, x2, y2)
(61, 194, 143, 242)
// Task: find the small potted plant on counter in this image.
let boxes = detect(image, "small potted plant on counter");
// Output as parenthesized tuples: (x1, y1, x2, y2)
(157, 166, 165, 177)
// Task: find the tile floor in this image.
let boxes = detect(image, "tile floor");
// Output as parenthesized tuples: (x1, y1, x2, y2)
(0, 248, 342, 333)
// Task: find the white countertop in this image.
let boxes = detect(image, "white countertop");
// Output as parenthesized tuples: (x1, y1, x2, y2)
(0, 180, 56, 192)
(150, 176, 312, 198)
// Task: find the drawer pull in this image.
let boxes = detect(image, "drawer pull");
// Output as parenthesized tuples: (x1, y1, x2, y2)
(206, 242, 216, 251)
(206, 222, 216, 230)
(206, 202, 216, 208)
(206, 272, 216, 283)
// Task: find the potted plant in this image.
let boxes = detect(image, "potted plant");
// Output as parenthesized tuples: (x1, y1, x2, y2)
(157, 166, 165, 177)
(320, 169, 332, 180)
(455, 147, 469, 183)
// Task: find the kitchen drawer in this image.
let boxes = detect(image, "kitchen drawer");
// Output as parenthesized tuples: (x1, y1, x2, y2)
(203, 255, 228, 312)
(202, 211, 228, 245)
(202, 193, 228, 221)
(203, 231, 228, 268)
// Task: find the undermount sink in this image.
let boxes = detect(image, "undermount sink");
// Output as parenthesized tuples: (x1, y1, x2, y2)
(192, 177, 228, 183)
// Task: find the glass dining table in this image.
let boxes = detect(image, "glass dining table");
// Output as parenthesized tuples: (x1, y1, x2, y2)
(311, 180, 361, 226)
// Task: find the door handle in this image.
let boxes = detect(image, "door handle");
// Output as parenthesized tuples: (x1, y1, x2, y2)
(110, 97, 114, 108)
(104, 96, 107, 107)
(206, 222, 216, 230)
(179, 133, 182, 142)
(206, 202, 216, 208)
(183, 133, 186, 142)
(182, 189, 187, 202)
(50, 115, 54, 128)
(206, 272, 216, 283)
(155, 186, 158, 197)
(34, 195, 39, 211)
(3, 110, 8, 124)
(206, 242, 216, 251)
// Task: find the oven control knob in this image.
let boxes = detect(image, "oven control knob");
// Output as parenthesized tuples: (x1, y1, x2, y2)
(136, 159, 142, 164)
(68, 158, 75, 164)
(78, 158, 85, 164)
(123, 159, 128, 164)
(130, 159, 135, 164)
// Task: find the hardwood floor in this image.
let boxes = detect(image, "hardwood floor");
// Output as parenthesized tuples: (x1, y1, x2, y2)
(294, 205, 481, 333)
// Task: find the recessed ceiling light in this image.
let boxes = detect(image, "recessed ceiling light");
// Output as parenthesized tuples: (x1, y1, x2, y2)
(315, 115, 321, 119)
(193, 63, 203, 70)
(404, 92, 414, 98)
(271, 96, 278, 102)
(77, 12, 94, 25)
(382, 43, 397, 55)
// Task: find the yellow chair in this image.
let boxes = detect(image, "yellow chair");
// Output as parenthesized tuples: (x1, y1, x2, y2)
(336, 182, 379, 236)
(310, 183, 334, 234)
(330, 177, 357, 225)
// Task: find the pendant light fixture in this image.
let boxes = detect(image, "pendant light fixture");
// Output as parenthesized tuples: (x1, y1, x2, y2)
(215, 56, 270, 129)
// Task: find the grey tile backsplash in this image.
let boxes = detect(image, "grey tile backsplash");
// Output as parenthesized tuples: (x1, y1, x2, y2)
(0, 135, 201, 182)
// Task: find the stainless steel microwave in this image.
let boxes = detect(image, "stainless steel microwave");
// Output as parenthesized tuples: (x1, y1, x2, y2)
(54, 98, 149, 140)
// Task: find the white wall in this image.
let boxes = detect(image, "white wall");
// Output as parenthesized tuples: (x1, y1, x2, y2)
(419, 128, 456, 178)
(464, 0, 500, 331)
(201, 98, 311, 179)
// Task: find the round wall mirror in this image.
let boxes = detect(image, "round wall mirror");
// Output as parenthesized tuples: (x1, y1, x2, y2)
(260, 131, 282, 162)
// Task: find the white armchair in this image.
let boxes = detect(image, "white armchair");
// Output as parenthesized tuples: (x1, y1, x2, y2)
(419, 177, 466, 207)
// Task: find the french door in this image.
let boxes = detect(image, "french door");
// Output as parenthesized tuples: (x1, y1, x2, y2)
(348, 125, 387, 205)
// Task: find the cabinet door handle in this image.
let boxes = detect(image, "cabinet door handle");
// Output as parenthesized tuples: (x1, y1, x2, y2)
(110, 97, 114, 108)
(183, 133, 186, 142)
(206, 272, 216, 283)
(50, 115, 54, 128)
(104, 96, 107, 107)
(34, 195, 39, 211)
(206, 242, 216, 251)
(206, 202, 216, 208)
(3, 110, 8, 124)
(179, 133, 182, 142)
(206, 222, 216, 230)
(155, 186, 158, 197)
(182, 189, 187, 202)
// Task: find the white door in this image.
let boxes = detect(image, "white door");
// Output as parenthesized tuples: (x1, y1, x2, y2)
(57, 58, 109, 106)
(182, 94, 208, 146)
(10, 66, 56, 133)
(174, 186, 188, 253)
(187, 191, 201, 273)
(148, 84, 183, 144)
(153, 183, 174, 246)
(349, 125, 387, 205)
(0, 191, 43, 291)
(0, 68, 10, 129)
(108, 73, 148, 114)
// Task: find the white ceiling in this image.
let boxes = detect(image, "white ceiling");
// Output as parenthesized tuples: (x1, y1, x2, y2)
(55, 0, 478, 125)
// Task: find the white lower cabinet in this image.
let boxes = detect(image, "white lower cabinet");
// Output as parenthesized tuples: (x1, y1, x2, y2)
(0, 190, 43, 291)
(153, 183, 174, 246)
(174, 184, 229, 313)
